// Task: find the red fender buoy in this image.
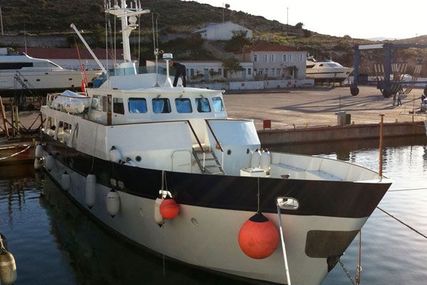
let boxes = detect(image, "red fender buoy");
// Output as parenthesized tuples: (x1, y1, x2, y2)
(238, 213, 279, 259)
(159, 198, 180, 219)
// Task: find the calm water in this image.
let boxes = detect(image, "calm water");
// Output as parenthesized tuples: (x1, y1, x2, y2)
(1, 136, 427, 285)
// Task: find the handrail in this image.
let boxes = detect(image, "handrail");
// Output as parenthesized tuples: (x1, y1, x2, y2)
(205, 119, 224, 152)
(186, 120, 205, 153)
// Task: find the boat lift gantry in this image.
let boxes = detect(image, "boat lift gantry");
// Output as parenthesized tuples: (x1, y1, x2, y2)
(350, 43, 427, 97)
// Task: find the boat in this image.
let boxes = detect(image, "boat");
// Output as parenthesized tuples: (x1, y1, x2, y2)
(306, 57, 353, 84)
(0, 48, 99, 96)
(34, 1, 392, 284)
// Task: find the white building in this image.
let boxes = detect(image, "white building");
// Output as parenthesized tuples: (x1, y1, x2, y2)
(195, 21, 253, 41)
(146, 60, 253, 82)
(242, 42, 307, 80)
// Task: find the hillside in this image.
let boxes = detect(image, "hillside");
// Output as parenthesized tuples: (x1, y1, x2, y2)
(0, 0, 294, 34)
(0, 0, 426, 75)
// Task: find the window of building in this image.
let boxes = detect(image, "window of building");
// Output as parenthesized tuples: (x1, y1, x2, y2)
(113, 98, 124, 114)
(190, 68, 195, 77)
(270, 54, 274, 62)
(218, 68, 222, 75)
(196, 97, 211, 113)
(276, 68, 281, 76)
(283, 54, 287, 62)
(247, 68, 252, 75)
(263, 54, 268, 62)
(128, 98, 147, 113)
(152, 98, 171, 113)
(253, 54, 258, 62)
(175, 98, 192, 113)
(288, 54, 292, 62)
(212, 97, 224, 112)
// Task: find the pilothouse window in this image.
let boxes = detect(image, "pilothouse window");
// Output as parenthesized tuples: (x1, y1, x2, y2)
(113, 98, 124, 114)
(175, 98, 192, 113)
(196, 97, 211, 113)
(152, 98, 171, 113)
(128, 98, 147, 113)
(212, 97, 224, 112)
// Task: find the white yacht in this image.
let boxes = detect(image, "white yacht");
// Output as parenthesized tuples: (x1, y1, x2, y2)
(0, 48, 99, 96)
(34, 1, 392, 285)
(306, 57, 353, 83)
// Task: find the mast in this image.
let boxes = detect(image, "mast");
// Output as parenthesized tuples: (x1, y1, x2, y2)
(105, 0, 150, 73)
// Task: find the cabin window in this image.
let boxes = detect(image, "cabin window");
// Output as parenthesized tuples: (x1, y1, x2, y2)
(196, 97, 211, 113)
(212, 97, 224, 112)
(152, 98, 171, 113)
(175, 98, 192, 113)
(113, 98, 124, 114)
(0, 62, 33, 69)
(128, 98, 147, 113)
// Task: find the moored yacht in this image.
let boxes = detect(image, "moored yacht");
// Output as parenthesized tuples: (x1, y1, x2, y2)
(0, 48, 99, 96)
(306, 57, 353, 84)
(35, 1, 392, 285)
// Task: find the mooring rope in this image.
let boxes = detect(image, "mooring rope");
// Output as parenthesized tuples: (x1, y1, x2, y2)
(0, 144, 32, 161)
(388, 187, 427, 192)
(338, 259, 357, 285)
(376, 206, 427, 239)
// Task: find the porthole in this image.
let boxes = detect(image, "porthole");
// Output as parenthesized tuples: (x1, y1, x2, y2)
(227, 149, 232, 155)
(136, 155, 142, 162)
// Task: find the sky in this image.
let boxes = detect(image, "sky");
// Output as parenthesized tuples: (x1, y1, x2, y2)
(191, 0, 426, 40)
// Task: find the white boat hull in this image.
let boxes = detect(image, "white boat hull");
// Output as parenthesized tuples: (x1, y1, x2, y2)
(41, 150, 376, 285)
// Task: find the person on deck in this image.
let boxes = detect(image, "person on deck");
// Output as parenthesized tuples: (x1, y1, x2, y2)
(171, 61, 187, 87)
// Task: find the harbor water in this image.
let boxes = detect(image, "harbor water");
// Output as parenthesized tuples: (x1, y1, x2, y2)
(1, 136, 426, 285)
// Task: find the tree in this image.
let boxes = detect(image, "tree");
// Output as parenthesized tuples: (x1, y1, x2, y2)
(222, 57, 243, 78)
(295, 22, 304, 29)
(224, 31, 251, 52)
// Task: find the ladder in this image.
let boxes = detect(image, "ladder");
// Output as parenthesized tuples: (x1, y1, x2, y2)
(192, 144, 224, 175)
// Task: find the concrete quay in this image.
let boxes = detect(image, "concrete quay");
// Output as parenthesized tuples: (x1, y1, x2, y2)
(224, 86, 426, 145)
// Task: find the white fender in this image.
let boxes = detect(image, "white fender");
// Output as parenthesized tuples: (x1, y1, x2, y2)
(260, 150, 271, 172)
(34, 158, 43, 170)
(85, 174, 96, 209)
(34, 144, 43, 158)
(61, 172, 71, 191)
(106, 190, 120, 217)
(46, 129, 56, 137)
(154, 198, 164, 225)
(109, 146, 122, 163)
(250, 149, 261, 168)
(0, 250, 17, 285)
(45, 154, 55, 172)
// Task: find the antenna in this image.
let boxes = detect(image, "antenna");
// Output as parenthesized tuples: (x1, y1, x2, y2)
(152, 13, 160, 87)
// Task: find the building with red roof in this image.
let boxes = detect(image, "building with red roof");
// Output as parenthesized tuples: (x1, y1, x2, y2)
(241, 42, 307, 80)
